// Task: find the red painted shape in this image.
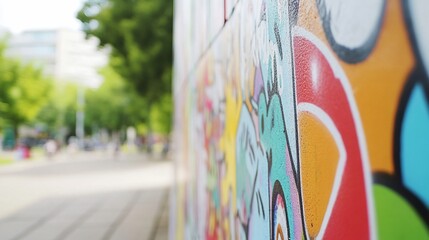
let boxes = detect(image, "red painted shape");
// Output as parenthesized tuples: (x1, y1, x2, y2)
(294, 36, 370, 239)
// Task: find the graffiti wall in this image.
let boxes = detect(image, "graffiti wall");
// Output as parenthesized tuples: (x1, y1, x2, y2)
(171, 0, 429, 239)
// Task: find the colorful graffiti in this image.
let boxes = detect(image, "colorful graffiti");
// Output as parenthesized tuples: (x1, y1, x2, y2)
(171, 0, 429, 239)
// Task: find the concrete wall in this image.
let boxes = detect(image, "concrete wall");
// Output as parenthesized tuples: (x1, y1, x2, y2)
(171, 0, 429, 239)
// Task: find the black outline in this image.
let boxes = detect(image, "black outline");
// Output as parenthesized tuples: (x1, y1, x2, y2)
(373, 172, 429, 228)
(392, 69, 429, 181)
(316, 0, 387, 63)
(274, 23, 284, 60)
(289, 0, 300, 26)
(272, 180, 291, 239)
(287, 0, 307, 238)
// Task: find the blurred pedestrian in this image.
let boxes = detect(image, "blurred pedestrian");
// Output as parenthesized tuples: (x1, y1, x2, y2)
(162, 137, 169, 158)
(44, 139, 57, 159)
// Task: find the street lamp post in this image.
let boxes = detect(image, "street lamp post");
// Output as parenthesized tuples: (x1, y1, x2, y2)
(76, 87, 85, 148)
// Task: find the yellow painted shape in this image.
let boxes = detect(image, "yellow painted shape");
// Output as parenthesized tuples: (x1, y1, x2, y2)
(219, 22, 242, 239)
(299, 112, 339, 238)
(219, 83, 241, 216)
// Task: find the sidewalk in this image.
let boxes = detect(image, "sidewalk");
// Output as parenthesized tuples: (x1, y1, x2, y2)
(0, 151, 172, 240)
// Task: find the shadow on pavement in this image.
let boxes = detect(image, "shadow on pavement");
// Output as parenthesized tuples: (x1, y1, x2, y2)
(0, 188, 169, 240)
(0, 152, 171, 240)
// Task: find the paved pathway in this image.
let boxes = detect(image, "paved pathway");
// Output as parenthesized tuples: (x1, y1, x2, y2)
(0, 151, 172, 240)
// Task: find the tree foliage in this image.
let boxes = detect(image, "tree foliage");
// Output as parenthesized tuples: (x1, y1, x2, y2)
(84, 66, 148, 133)
(0, 42, 52, 131)
(33, 82, 78, 137)
(77, 0, 173, 102)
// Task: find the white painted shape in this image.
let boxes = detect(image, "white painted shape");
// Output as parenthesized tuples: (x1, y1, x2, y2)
(311, 59, 320, 90)
(322, 0, 384, 49)
(274, 197, 289, 240)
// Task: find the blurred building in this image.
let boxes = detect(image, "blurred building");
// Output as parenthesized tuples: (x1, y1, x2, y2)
(0, 27, 10, 37)
(6, 29, 108, 88)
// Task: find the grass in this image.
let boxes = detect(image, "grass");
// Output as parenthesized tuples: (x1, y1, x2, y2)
(0, 157, 13, 166)
(0, 147, 46, 166)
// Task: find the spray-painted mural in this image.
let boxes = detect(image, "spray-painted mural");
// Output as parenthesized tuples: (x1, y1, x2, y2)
(171, 0, 429, 239)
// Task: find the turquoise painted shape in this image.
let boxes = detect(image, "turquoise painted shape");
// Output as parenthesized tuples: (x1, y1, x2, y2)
(401, 82, 429, 207)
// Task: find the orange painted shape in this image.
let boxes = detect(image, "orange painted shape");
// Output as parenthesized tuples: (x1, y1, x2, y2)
(299, 112, 339, 238)
(297, 0, 326, 42)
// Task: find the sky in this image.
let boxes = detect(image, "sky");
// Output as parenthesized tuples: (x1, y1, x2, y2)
(0, 0, 85, 33)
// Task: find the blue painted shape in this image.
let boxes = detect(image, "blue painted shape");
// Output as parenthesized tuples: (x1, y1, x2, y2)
(401, 82, 429, 207)
(236, 105, 270, 239)
(258, 92, 298, 239)
(260, 0, 298, 170)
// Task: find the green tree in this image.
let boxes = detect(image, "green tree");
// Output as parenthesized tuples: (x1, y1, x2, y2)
(33, 82, 78, 138)
(77, 0, 173, 133)
(0, 42, 52, 134)
(84, 66, 148, 133)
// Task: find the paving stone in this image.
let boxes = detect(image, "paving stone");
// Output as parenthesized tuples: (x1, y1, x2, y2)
(0, 220, 34, 240)
(63, 226, 110, 240)
(108, 223, 152, 240)
(81, 210, 121, 227)
(0, 152, 172, 240)
(20, 219, 74, 240)
(154, 230, 169, 240)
